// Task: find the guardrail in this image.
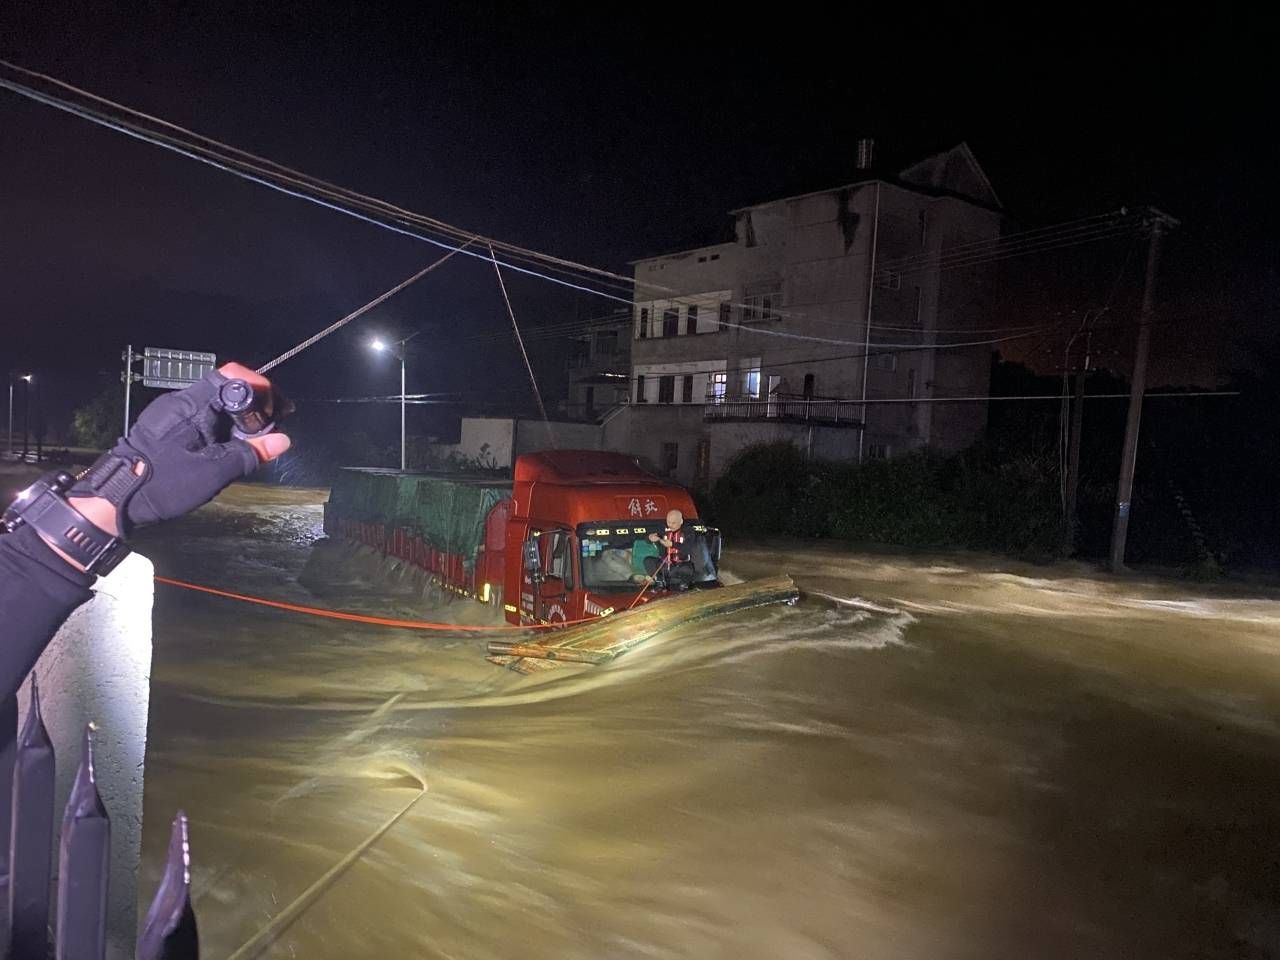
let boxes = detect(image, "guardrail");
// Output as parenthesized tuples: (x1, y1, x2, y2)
(2, 682, 198, 959)
(703, 393, 864, 427)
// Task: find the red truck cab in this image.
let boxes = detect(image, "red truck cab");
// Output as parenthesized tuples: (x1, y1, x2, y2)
(502, 450, 720, 626)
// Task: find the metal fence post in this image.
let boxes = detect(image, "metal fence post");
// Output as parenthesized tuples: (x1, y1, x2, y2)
(8, 676, 55, 960)
(136, 812, 199, 960)
(0, 693, 16, 893)
(56, 724, 110, 960)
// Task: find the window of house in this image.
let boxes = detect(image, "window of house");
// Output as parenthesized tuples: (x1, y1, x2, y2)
(635, 374, 647, 403)
(694, 438, 711, 485)
(872, 353, 897, 372)
(906, 369, 917, 399)
(595, 330, 618, 355)
(637, 307, 649, 339)
(869, 442, 891, 460)
(658, 375, 675, 404)
(710, 372, 727, 403)
(686, 304, 698, 335)
(744, 366, 762, 398)
(919, 210, 929, 248)
(660, 442, 679, 476)
(802, 373, 815, 399)
(662, 308, 679, 337)
(718, 302, 732, 330)
(682, 375, 694, 403)
(742, 285, 781, 323)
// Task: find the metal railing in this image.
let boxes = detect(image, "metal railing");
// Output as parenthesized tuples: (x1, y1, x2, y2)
(703, 392, 864, 427)
(2, 679, 198, 959)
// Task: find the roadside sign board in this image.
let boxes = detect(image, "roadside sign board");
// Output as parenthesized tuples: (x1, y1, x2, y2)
(142, 348, 217, 389)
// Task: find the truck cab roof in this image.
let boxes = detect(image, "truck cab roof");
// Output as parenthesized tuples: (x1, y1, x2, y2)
(514, 450, 667, 487)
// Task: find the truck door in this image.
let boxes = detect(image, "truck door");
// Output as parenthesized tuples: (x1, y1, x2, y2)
(535, 528, 575, 625)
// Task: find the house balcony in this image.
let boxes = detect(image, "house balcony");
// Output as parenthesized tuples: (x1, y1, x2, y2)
(703, 392, 864, 428)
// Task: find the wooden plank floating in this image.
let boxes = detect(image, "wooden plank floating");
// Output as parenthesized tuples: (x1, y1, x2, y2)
(485, 575, 798, 673)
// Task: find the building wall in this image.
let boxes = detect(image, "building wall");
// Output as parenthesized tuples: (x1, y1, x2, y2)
(456, 417, 516, 466)
(515, 419, 605, 455)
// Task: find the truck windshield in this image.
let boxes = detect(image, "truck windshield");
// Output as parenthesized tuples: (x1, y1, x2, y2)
(577, 521, 720, 592)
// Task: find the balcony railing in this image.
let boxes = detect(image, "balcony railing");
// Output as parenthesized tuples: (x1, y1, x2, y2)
(703, 392, 864, 427)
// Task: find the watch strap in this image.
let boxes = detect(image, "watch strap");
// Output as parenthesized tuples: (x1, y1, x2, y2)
(22, 485, 131, 577)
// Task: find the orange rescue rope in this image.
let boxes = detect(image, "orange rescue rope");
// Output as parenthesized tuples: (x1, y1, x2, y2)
(153, 575, 641, 632)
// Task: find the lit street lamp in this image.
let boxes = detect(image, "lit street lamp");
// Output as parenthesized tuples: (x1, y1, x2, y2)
(369, 333, 422, 472)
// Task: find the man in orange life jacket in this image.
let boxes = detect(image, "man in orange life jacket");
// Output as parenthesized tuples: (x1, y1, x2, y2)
(645, 509, 695, 589)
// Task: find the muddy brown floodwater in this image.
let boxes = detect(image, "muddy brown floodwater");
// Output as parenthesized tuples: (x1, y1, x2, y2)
(134, 484, 1280, 959)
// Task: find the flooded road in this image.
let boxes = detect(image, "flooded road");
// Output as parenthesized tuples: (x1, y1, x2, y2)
(136, 485, 1280, 959)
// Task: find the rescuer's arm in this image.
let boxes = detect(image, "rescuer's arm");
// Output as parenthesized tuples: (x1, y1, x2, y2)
(0, 363, 290, 700)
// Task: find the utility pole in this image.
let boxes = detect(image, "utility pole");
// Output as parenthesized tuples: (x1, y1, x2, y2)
(857, 183, 882, 463)
(1063, 330, 1091, 555)
(122, 345, 136, 437)
(399, 346, 407, 473)
(1108, 208, 1179, 571)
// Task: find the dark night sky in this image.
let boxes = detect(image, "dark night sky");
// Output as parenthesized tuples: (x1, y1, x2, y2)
(1, 4, 1276, 439)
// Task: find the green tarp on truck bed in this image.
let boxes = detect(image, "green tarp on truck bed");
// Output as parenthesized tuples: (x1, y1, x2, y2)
(327, 468, 512, 569)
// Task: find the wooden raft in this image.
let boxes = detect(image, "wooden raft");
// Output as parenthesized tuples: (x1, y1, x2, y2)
(485, 574, 798, 674)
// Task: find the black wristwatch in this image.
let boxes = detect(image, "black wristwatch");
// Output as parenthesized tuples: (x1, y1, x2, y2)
(2, 456, 144, 576)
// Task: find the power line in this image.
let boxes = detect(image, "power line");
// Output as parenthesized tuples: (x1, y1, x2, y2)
(0, 73, 640, 307)
(878, 211, 1136, 271)
(0, 62, 1149, 336)
(0, 60, 643, 295)
(256, 243, 471, 374)
(488, 241, 550, 427)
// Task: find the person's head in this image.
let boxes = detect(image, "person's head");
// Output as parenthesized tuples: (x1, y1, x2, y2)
(666, 509, 684, 531)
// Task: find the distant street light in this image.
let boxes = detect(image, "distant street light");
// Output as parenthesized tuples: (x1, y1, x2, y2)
(7, 373, 32, 458)
(368, 333, 422, 472)
(19, 374, 33, 461)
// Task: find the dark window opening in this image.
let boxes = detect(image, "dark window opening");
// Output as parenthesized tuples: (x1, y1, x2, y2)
(686, 305, 699, 335)
(638, 308, 649, 339)
(662, 308, 679, 337)
(682, 375, 694, 403)
(660, 442, 679, 476)
(694, 439, 711, 485)
(802, 373, 815, 399)
(718, 303, 732, 330)
(635, 374, 646, 403)
(595, 330, 618, 355)
(658, 375, 675, 404)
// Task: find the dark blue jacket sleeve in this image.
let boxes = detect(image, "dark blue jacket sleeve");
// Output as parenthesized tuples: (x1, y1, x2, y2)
(0, 525, 95, 700)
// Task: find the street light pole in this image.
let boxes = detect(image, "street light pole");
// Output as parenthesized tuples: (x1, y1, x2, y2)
(370, 332, 421, 473)
(400, 349, 407, 473)
(7, 378, 13, 457)
(21, 375, 31, 462)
